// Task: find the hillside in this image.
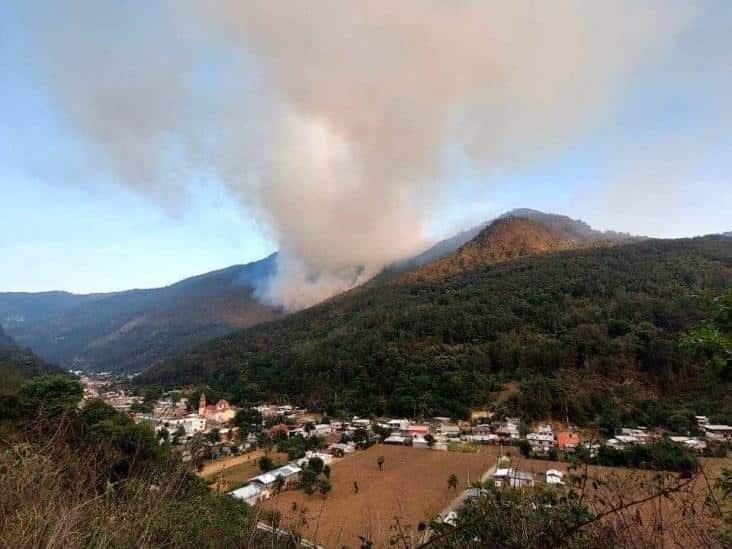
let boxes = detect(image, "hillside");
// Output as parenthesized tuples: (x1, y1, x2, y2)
(409, 211, 636, 282)
(138, 230, 732, 426)
(0, 254, 281, 372)
(0, 325, 64, 394)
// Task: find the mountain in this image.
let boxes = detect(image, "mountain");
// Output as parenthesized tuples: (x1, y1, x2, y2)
(0, 325, 64, 393)
(407, 211, 637, 282)
(137, 219, 732, 425)
(0, 254, 281, 373)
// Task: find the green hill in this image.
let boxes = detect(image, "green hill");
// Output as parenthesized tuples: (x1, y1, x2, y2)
(138, 231, 732, 426)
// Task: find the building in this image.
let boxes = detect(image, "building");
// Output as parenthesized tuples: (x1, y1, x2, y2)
(198, 394, 236, 423)
(556, 431, 580, 451)
(527, 425, 555, 451)
(494, 418, 520, 441)
(229, 483, 268, 506)
(493, 468, 534, 489)
(249, 464, 302, 489)
(545, 469, 564, 485)
(438, 424, 461, 438)
(702, 424, 732, 441)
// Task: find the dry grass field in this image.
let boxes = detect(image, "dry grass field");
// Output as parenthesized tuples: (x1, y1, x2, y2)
(202, 451, 290, 492)
(261, 444, 500, 548)
(254, 447, 729, 548)
(508, 455, 732, 548)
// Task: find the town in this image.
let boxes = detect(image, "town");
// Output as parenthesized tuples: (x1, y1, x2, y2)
(80, 372, 732, 546)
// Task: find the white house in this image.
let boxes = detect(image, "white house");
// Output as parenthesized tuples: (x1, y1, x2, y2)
(703, 424, 732, 441)
(493, 468, 534, 489)
(229, 483, 269, 505)
(249, 464, 302, 488)
(545, 469, 564, 485)
(527, 425, 555, 451)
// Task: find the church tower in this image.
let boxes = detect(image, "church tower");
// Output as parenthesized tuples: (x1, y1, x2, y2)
(198, 393, 206, 416)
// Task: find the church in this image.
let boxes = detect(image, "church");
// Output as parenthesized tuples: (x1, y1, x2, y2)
(198, 394, 236, 423)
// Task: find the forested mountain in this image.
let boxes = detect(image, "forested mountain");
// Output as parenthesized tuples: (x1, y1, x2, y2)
(0, 325, 64, 393)
(0, 255, 281, 372)
(138, 229, 732, 428)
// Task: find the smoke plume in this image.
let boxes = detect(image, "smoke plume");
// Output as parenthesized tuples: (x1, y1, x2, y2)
(14, 1, 692, 309)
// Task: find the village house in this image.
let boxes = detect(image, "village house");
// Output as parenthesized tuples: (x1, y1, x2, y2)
(545, 469, 564, 485)
(702, 424, 732, 441)
(527, 425, 555, 452)
(494, 418, 521, 441)
(493, 468, 534, 489)
(438, 423, 461, 438)
(668, 436, 707, 452)
(556, 431, 581, 451)
(249, 464, 302, 490)
(229, 483, 268, 506)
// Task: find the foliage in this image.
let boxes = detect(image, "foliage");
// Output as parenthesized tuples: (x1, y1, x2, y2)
(277, 434, 323, 460)
(138, 238, 732, 426)
(594, 439, 699, 473)
(258, 455, 275, 473)
(430, 482, 598, 548)
(0, 377, 270, 548)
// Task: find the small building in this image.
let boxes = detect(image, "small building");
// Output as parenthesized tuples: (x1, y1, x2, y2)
(439, 424, 461, 438)
(314, 423, 333, 436)
(229, 483, 268, 506)
(556, 431, 580, 451)
(384, 434, 408, 445)
(702, 424, 732, 441)
(199, 394, 236, 423)
(545, 469, 564, 485)
(493, 468, 534, 489)
(249, 464, 302, 489)
(406, 425, 431, 438)
(494, 418, 521, 441)
(466, 433, 499, 444)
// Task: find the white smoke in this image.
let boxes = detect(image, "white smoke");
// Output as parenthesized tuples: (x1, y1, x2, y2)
(13, 1, 694, 309)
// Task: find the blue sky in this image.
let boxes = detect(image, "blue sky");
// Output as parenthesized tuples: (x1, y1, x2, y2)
(1, 2, 730, 294)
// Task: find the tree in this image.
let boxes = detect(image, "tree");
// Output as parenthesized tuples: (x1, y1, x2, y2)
(171, 425, 186, 445)
(259, 455, 274, 473)
(308, 456, 324, 475)
(206, 428, 220, 444)
(425, 433, 436, 448)
(519, 439, 532, 458)
(323, 464, 331, 479)
(19, 375, 82, 417)
(448, 473, 459, 491)
(318, 478, 332, 498)
(273, 474, 285, 494)
(301, 468, 318, 495)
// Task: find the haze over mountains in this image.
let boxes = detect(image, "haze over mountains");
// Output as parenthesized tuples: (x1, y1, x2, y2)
(0, 255, 280, 372)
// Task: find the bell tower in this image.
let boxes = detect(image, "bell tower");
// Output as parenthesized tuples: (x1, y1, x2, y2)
(198, 393, 206, 416)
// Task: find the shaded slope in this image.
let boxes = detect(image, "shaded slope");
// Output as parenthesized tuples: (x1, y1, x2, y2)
(0, 255, 281, 372)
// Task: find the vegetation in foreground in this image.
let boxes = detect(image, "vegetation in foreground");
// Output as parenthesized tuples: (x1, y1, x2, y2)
(0, 375, 284, 548)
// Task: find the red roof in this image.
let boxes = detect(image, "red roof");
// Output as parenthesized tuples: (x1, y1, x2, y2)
(556, 432, 580, 450)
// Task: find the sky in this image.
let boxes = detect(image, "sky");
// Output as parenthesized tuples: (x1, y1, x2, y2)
(0, 1, 730, 297)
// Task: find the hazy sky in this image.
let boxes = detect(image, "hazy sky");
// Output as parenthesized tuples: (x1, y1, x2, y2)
(1, 1, 730, 295)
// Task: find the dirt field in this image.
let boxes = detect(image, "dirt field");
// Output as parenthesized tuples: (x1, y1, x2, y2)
(202, 451, 290, 492)
(261, 444, 499, 548)
(508, 455, 732, 548)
